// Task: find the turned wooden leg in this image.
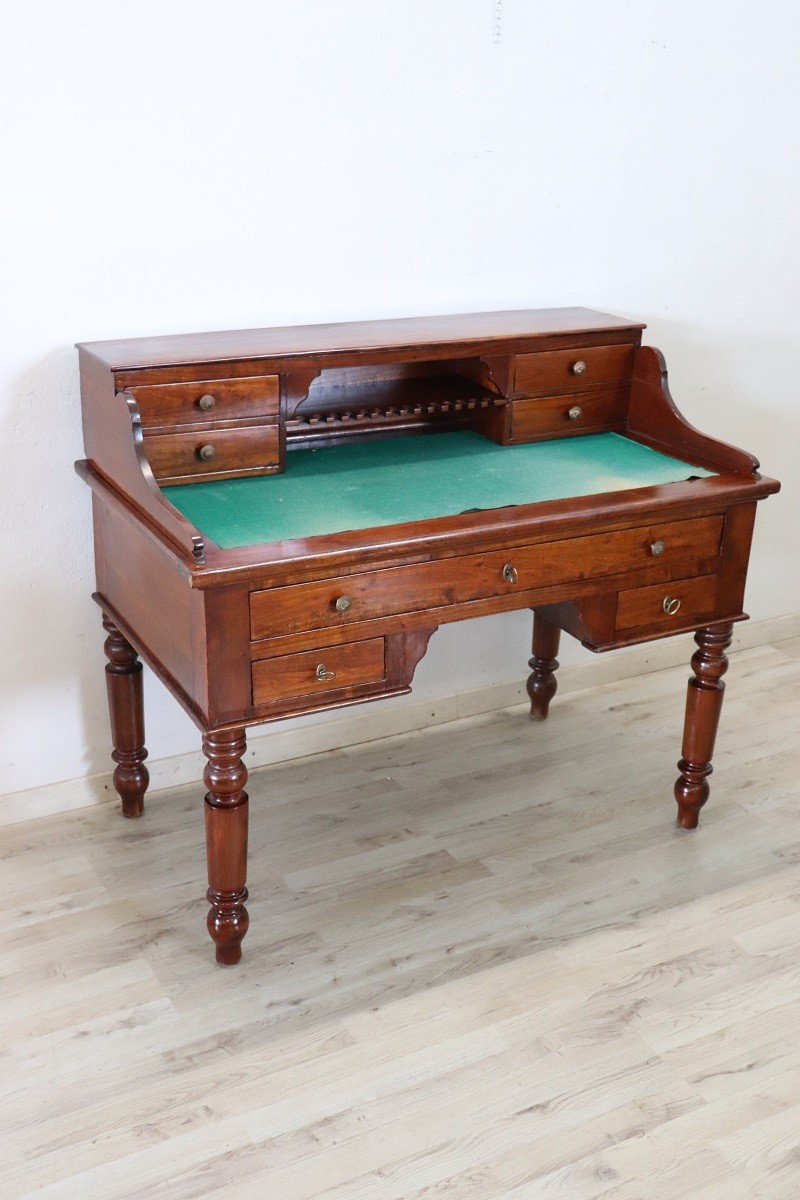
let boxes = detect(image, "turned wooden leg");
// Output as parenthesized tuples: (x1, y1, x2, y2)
(203, 728, 249, 965)
(527, 613, 561, 721)
(103, 615, 149, 819)
(674, 624, 733, 829)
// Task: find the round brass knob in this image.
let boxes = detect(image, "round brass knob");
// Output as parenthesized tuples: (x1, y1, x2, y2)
(502, 563, 518, 584)
(571, 360, 587, 375)
(567, 405, 583, 421)
(198, 394, 216, 412)
(334, 595, 352, 613)
(650, 540, 666, 557)
(315, 664, 336, 682)
(663, 596, 681, 616)
(198, 444, 216, 462)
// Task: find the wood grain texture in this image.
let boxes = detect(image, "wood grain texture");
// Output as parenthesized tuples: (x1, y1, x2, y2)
(514, 342, 635, 396)
(615, 574, 719, 632)
(249, 516, 724, 640)
(527, 611, 561, 720)
(674, 624, 734, 829)
(102, 615, 148, 818)
(252, 638, 386, 706)
(509, 386, 628, 442)
(78, 306, 644, 372)
(143, 424, 281, 485)
(203, 728, 249, 965)
(2, 636, 800, 1198)
(129, 374, 280, 430)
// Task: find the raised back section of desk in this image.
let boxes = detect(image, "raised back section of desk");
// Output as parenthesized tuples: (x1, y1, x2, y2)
(78, 309, 644, 486)
(76, 308, 761, 567)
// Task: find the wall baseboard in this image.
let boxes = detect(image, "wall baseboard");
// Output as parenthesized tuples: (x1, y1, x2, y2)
(4, 612, 799, 829)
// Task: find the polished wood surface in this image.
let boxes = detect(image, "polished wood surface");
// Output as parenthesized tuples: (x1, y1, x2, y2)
(76, 308, 779, 963)
(513, 341, 634, 396)
(128, 373, 280, 429)
(102, 615, 148, 819)
(508, 386, 628, 441)
(143, 423, 281, 485)
(3, 636, 800, 1197)
(675, 624, 734, 829)
(252, 637, 386, 706)
(527, 611, 561, 721)
(203, 728, 250, 965)
(79, 306, 644, 371)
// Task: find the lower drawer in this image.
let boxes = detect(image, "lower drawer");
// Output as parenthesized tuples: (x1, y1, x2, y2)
(252, 638, 386, 706)
(615, 575, 718, 632)
(509, 388, 628, 442)
(144, 424, 280, 483)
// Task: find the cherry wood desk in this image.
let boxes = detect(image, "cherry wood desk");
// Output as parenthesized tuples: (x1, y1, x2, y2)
(76, 308, 779, 965)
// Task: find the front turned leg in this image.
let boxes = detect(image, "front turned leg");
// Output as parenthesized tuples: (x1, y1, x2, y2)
(103, 616, 149, 818)
(203, 729, 249, 965)
(674, 624, 733, 829)
(527, 613, 561, 721)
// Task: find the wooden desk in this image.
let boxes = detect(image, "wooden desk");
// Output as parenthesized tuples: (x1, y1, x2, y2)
(76, 308, 779, 965)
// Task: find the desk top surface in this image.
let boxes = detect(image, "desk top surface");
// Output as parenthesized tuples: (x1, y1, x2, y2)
(78, 308, 643, 371)
(162, 432, 714, 551)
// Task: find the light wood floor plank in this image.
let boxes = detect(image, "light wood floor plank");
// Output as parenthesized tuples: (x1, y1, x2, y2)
(3, 635, 800, 1199)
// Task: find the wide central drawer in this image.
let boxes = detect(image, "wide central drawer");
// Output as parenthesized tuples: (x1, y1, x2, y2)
(250, 515, 724, 640)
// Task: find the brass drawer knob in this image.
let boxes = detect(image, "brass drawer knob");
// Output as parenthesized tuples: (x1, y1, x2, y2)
(334, 595, 352, 613)
(663, 596, 681, 616)
(198, 394, 216, 412)
(571, 360, 587, 375)
(198, 444, 216, 462)
(502, 563, 518, 584)
(650, 539, 666, 557)
(315, 663, 336, 682)
(567, 405, 583, 421)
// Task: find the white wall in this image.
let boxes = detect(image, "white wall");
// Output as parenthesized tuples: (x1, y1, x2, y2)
(1, 0, 798, 802)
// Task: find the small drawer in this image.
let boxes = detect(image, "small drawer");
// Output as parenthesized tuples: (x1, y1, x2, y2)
(252, 638, 386, 706)
(515, 344, 635, 397)
(509, 387, 628, 443)
(129, 375, 280, 430)
(616, 575, 718, 632)
(144, 424, 280, 483)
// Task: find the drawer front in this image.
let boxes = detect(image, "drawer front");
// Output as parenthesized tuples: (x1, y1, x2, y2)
(250, 515, 724, 639)
(515, 344, 635, 397)
(252, 638, 386, 705)
(129, 375, 280, 430)
(510, 388, 628, 443)
(615, 575, 718, 632)
(144, 425, 280, 483)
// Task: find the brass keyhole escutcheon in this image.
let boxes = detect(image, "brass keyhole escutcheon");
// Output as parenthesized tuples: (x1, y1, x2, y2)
(315, 664, 336, 682)
(198, 444, 216, 462)
(502, 563, 518, 585)
(334, 595, 352, 613)
(663, 596, 681, 616)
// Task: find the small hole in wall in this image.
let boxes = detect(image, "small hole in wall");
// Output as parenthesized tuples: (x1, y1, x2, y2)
(493, 0, 503, 43)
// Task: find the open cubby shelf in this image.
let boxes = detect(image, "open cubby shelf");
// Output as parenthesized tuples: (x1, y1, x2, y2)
(286, 363, 506, 447)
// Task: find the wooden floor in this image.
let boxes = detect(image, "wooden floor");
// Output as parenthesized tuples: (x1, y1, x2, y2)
(3, 635, 800, 1199)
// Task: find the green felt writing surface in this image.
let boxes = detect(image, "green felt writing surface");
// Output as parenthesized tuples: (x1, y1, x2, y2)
(162, 431, 714, 550)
